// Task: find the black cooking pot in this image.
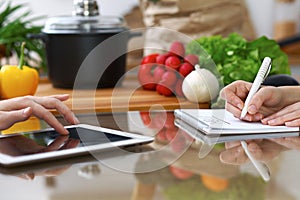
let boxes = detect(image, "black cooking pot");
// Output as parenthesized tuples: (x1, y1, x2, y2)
(29, 15, 139, 89)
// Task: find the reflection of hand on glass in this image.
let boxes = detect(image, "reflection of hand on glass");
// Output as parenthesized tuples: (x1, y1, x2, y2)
(268, 137, 300, 151)
(0, 134, 79, 180)
(0, 134, 79, 156)
(219, 140, 287, 165)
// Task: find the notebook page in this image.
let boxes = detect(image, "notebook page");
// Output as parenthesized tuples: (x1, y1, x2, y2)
(176, 109, 299, 134)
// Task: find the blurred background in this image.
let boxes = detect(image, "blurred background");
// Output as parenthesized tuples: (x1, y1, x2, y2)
(9, 0, 300, 38)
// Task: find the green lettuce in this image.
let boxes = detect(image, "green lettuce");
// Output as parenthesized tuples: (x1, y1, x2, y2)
(186, 33, 290, 86)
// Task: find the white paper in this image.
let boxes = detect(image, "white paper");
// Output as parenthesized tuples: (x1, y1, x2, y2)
(174, 109, 300, 135)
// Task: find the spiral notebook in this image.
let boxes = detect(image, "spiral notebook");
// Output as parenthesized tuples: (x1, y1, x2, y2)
(174, 109, 300, 144)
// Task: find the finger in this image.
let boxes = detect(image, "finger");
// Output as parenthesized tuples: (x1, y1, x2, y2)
(219, 146, 248, 165)
(263, 104, 300, 125)
(285, 118, 300, 127)
(17, 173, 35, 180)
(225, 102, 263, 122)
(48, 94, 70, 102)
(31, 96, 79, 125)
(59, 138, 80, 150)
(225, 103, 243, 119)
(242, 112, 264, 122)
(270, 137, 300, 150)
(247, 142, 264, 161)
(264, 111, 300, 126)
(220, 84, 246, 110)
(42, 136, 69, 152)
(0, 107, 32, 130)
(30, 103, 69, 135)
(225, 141, 241, 149)
(247, 87, 274, 115)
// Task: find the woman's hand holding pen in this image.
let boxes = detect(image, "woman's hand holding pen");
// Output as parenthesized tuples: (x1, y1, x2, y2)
(220, 80, 297, 124)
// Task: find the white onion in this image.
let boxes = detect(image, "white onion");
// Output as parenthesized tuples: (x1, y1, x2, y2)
(182, 65, 219, 103)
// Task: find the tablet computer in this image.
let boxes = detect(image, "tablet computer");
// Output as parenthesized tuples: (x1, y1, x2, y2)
(0, 124, 154, 167)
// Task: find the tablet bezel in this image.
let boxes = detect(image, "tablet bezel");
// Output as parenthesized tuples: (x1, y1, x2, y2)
(0, 124, 154, 167)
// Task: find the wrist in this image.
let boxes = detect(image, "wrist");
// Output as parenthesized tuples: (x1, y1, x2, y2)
(279, 86, 300, 106)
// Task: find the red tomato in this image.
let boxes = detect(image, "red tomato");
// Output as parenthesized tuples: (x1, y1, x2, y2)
(141, 53, 159, 64)
(169, 41, 185, 58)
(138, 64, 157, 90)
(165, 56, 182, 70)
(139, 111, 152, 126)
(179, 62, 194, 77)
(153, 66, 165, 83)
(156, 53, 169, 65)
(174, 78, 184, 97)
(184, 54, 199, 66)
(156, 84, 173, 96)
(160, 70, 177, 87)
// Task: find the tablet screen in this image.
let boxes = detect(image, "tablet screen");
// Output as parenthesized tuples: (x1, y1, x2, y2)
(0, 125, 142, 158)
(33, 127, 133, 147)
(0, 123, 154, 167)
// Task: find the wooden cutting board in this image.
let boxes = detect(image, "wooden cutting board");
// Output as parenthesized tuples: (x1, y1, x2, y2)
(36, 76, 209, 114)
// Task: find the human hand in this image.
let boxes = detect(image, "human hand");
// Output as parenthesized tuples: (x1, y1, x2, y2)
(262, 102, 300, 127)
(220, 80, 286, 121)
(268, 137, 300, 151)
(219, 140, 286, 165)
(0, 94, 79, 135)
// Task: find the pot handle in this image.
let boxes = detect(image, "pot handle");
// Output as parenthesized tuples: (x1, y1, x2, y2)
(129, 31, 143, 40)
(26, 33, 49, 43)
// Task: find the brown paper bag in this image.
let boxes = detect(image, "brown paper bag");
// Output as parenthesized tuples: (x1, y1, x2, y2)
(139, 0, 256, 55)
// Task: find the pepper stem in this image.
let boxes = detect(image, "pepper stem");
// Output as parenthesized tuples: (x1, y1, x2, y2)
(18, 42, 26, 70)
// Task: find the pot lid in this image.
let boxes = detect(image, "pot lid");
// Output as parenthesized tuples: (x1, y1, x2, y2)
(43, 15, 127, 34)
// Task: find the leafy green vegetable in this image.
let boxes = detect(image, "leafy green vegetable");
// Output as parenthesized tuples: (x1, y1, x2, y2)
(186, 33, 291, 86)
(0, 1, 46, 70)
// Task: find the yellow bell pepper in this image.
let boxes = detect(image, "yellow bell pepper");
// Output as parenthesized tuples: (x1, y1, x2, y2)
(1, 116, 41, 134)
(0, 42, 39, 99)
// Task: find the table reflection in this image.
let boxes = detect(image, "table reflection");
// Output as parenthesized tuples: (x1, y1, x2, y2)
(0, 110, 299, 200)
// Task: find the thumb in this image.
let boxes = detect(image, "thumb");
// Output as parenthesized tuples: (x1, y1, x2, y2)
(0, 107, 33, 130)
(247, 89, 271, 115)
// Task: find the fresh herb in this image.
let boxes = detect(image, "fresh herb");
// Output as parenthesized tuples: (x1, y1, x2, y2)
(0, 1, 46, 71)
(186, 33, 291, 86)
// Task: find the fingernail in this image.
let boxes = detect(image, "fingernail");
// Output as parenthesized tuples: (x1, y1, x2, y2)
(261, 118, 267, 123)
(268, 120, 276, 125)
(243, 115, 251, 121)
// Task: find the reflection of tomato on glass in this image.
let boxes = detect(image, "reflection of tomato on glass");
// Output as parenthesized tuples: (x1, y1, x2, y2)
(139, 111, 192, 153)
(169, 165, 194, 180)
(169, 165, 229, 192)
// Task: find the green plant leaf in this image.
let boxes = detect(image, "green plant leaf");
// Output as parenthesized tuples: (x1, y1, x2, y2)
(0, 1, 46, 71)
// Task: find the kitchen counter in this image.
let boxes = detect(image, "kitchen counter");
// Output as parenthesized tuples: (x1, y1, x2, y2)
(35, 74, 208, 113)
(1, 111, 300, 200)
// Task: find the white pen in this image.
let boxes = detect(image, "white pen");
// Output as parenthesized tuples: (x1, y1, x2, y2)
(240, 57, 272, 119)
(241, 141, 271, 182)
